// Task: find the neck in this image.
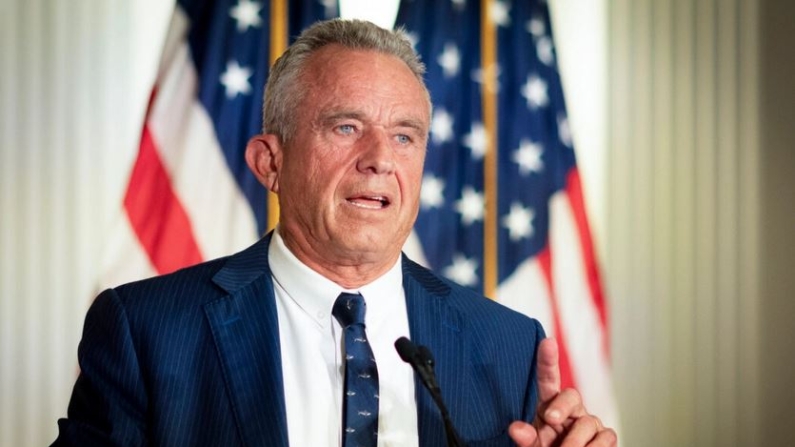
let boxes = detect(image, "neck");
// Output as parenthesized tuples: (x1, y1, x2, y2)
(278, 229, 400, 289)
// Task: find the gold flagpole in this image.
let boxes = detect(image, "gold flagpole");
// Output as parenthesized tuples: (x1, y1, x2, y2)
(481, 0, 498, 299)
(267, 0, 287, 231)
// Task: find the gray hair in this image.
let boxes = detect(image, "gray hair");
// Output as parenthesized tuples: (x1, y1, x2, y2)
(263, 18, 429, 142)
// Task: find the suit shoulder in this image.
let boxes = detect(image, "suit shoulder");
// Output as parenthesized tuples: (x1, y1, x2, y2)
(112, 256, 229, 304)
(110, 234, 272, 304)
(84, 256, 236, 356)
(402, 255, 543, 337)
(451, 281, 542, 335)
(91, 257, 237, 335)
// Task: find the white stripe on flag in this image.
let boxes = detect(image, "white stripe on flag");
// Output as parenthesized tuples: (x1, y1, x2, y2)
(98, 214, 158, 290)
(148, 7, 258, 260)
(402, 230, 430, 268)
(550, 190, 621, 430)
(497, 257, 555, 333)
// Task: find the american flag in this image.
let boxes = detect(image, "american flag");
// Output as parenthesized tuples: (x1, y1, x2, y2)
(101, 0, 618, 431)
(99, 0, 334, 287)
(395, 0, 620, 428)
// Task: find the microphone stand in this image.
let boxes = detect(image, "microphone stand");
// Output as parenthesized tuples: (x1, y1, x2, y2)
(395, 337, 466, 447)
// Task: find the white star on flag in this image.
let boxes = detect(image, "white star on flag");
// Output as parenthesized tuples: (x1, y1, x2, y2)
(502, 203, 535, 241)
(319, 0, 337, 17)
(220, 61, 253, 98)
(437, 43, 461, 78)
(463, 122, 488, 159)
(521, 74, 549, 109)
(489, 1, 511, 27)
(229, 0, 262, 32)
(471, 63, 502, 93)
(513, 139, 544, 175)
(404, 32, 419, 50)
(558, 114, 573, 147)
(431, 108, 454, 144)
(536, 37, 555, 65)
(455, 186, 485, 225)
(443, 254, 479, 286)
(421, 175, 446, 209)
(527, 17, 546, 37)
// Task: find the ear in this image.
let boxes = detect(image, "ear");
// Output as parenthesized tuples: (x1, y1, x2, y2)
(245, 134, 283, 193)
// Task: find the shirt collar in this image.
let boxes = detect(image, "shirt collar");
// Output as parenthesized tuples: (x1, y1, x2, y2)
(268, 227, 403, 328)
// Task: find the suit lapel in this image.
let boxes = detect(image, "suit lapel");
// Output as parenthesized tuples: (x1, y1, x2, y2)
(402, 256, 467, 447)
(202, 245, 468, 447)
(204, 234, 289, 447)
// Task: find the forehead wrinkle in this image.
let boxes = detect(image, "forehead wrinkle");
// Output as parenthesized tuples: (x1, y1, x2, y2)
(302, 49, 430, 129)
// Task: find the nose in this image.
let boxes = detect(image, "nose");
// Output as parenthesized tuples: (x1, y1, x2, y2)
(357, 128, 395, 175)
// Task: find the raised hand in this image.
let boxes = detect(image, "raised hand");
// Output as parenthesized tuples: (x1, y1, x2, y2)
(507, 338, 617, 447)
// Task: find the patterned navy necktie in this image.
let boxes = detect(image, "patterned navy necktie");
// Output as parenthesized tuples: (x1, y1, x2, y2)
(333, 292, 379, 447)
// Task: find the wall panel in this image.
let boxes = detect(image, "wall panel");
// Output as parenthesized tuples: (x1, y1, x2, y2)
(758, 1, 795, 445)
(0, 1, 171, 445)
(607, 0, 760, 446)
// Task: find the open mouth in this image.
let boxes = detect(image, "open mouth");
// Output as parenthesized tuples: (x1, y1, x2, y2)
(346, 195, 391, 210)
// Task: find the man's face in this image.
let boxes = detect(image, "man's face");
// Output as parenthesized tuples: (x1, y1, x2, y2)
(276, 44, 430, 271)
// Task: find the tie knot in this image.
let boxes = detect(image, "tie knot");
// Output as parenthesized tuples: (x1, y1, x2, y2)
(332, 292, 366, 328)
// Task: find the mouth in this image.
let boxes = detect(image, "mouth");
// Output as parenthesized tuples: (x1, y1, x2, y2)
(346, 194, 391, 210)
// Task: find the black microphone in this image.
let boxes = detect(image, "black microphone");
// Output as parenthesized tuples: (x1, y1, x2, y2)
(395, 337, 466, 447)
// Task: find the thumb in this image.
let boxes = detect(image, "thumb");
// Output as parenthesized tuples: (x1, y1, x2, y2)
(508, 421, 539, 447)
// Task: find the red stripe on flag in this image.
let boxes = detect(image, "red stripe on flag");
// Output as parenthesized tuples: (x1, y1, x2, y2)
(124, 121, 203, 275)
(537, 245, 577, 391)
(565, 168, 610, 358)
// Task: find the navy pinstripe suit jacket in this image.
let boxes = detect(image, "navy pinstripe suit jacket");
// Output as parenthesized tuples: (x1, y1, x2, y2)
(53, 234, 544, 447)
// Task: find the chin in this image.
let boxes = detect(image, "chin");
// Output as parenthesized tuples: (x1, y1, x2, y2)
(339, 234, 399, 258)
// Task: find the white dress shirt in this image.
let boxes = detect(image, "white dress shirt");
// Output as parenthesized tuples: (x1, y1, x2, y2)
(269, 229, 419, 447)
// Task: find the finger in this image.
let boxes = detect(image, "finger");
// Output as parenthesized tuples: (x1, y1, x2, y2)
(541, 388, 588, 427)
(536, 338, 561, 404)
(558, 415, 602, 447)
(536, 422, 567, 447)
(507, 421, 539, 447)
(589, 427, 618, 447)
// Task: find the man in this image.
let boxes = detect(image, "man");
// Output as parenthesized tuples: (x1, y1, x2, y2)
(53, 19, 616, 447)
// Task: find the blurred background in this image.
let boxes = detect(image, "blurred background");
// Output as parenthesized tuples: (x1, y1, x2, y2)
(1, 0, 793, 446)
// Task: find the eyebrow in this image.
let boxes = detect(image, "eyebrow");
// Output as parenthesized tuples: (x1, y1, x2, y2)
(318, 111, 365, 127)
(395, 118, 428, 134)
(319, 110, 428, 134)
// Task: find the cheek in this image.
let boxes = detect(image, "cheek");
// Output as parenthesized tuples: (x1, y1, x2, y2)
(304, 165, 346, 210)
(400, 158, 426, 198)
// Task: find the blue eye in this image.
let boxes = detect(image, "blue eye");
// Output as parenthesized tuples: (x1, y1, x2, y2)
(338, 124, 355, 135)
(396, 134, 411, 144)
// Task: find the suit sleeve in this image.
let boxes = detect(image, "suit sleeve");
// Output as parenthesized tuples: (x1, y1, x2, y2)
(51, 288, 149, 447)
